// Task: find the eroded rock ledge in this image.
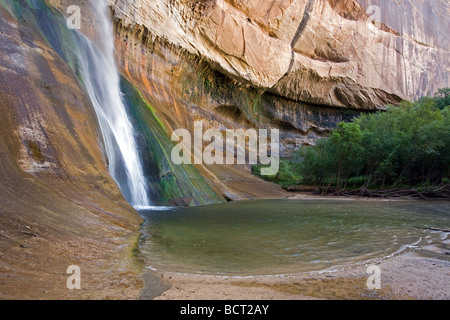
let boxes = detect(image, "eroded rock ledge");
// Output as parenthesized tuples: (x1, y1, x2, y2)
(110, 0, 449, 110)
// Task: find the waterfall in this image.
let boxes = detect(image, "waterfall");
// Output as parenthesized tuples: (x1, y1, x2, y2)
(75, 1, 150, 208)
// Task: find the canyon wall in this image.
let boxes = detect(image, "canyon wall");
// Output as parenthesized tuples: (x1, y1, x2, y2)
(72, 0, 449, 197)
(102, 0, 449, 159)
(44, 0, 450, 154)
(0, 1, 143, 299)
(47, 0, 449, 151)
(110, 0, 449, 111)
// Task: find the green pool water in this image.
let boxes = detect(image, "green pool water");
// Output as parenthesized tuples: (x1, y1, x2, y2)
(139, 199, 449, 276)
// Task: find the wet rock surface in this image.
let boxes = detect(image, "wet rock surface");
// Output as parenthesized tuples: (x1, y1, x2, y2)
(0, 3, 143, 299)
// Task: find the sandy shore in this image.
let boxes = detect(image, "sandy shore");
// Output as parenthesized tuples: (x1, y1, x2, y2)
(285, 192, 418, 202)
(140, 232, 450, 300)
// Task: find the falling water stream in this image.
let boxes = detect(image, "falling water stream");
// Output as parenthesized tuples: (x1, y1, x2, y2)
(75, 1, 150, 208)
(21, 0, 220, 208)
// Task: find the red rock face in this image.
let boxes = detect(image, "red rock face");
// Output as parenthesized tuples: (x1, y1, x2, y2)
(0, 3, 143, 299)
(107, 0, 448, 109)
(48, 0, 448, 112)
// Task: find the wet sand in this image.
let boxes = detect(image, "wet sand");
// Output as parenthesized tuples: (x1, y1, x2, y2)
(142, 248, 450, 300)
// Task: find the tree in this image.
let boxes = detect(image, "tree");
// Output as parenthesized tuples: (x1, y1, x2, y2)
(294, 90, 450, 191)
(329, 122, 363, 190)
(433, 88, 450, 110)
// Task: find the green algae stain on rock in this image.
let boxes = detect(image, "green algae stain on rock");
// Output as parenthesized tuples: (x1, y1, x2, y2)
(3, 0, 224, 207)
(120, 77, 225, 207)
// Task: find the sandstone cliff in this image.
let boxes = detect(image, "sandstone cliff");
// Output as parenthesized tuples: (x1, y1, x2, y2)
(110, 0, 449, 110)
(0, 1, 143, 299)
(45, 0, 449, 151)
(100, 0, 450, 158)
(106, 0, 449, 195)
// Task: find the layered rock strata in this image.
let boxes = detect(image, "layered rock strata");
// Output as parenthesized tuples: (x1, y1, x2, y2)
(0, 1, 143, 299)
(110, 0, 449, 110)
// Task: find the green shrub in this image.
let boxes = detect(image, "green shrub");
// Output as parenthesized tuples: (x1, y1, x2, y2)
(252, 159, 302, 188)
(294, 88, 450, 191)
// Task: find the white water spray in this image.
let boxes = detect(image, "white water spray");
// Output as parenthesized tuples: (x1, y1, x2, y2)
(75, 1, 150, 207)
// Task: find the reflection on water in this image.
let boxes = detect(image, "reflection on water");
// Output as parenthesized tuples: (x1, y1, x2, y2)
(139, 199, 450, 276)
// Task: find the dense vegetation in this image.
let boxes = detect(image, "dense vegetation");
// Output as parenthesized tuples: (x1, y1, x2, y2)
(253, 89, 450, 197)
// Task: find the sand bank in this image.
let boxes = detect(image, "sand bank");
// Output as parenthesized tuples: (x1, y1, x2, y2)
(143, 247, 450, 300)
